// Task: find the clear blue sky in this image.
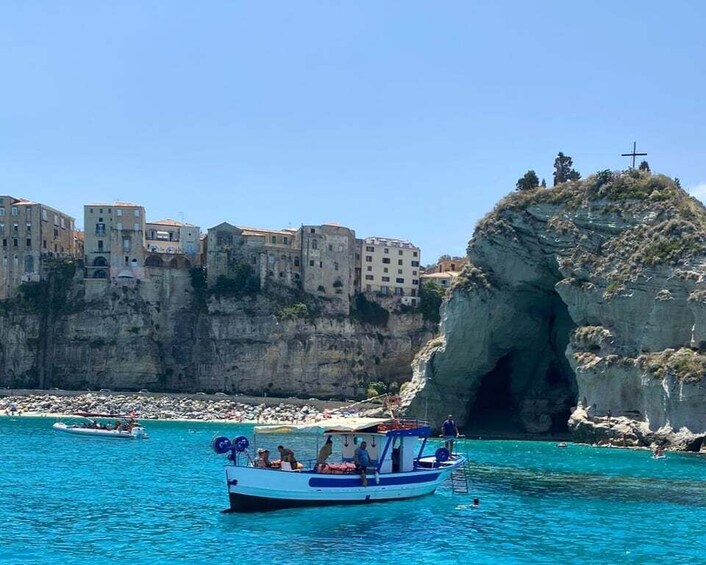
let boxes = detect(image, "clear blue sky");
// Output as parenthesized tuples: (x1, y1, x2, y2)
(1, 1, 705, 264)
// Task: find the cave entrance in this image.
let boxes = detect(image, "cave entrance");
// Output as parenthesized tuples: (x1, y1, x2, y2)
(464, 289, 577, 439)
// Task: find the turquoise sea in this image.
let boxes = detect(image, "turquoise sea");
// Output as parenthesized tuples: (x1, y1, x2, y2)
(2, 417, 706, 564)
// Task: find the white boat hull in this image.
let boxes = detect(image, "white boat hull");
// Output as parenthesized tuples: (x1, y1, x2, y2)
(224, 457, 463, 512)
(52, 422, 148, 439)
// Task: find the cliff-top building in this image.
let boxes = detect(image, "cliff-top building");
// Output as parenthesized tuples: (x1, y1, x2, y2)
(145, 219, 201, 268)
(359, 236, 421, 306)
(0, 195, 76, 299)
(84, 202, 146, 283)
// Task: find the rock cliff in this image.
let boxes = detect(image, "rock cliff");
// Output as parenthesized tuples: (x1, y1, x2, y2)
(403, 170, 706, 450)
(0, 268, 433, 399)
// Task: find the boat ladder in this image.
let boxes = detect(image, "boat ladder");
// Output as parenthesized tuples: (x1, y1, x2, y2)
(450, 460, 471, 494)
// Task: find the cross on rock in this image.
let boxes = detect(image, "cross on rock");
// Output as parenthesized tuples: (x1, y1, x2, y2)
(621, 141, 647, 169)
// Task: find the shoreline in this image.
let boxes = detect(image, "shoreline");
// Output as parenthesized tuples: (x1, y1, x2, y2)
(0, 389, 377, 426)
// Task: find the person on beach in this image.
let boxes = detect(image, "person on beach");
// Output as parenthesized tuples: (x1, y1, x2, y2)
(254, 448, 273, 468)
(354, 440, 371, 486)
(277, 445, 298, 469)
(442, 415, 459, 455)
(316, 436, 333, 471)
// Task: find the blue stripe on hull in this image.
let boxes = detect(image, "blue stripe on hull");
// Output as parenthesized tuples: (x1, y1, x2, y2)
(226, 490, 437, 513)
(308, 472, 441, 488)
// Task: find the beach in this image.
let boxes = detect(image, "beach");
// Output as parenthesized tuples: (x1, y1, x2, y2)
(0, 389, 374, 424)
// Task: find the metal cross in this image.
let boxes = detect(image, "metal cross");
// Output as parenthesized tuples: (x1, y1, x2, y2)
(621, 141, 647, 169)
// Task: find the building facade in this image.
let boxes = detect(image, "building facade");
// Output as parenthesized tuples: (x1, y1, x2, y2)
(84, 202, 146, 283)
(0, 195, 76, 299)
(145, 219, 201, 269)
(359, 236, 421, 306)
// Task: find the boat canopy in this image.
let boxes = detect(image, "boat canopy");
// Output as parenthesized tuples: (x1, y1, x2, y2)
(254, 417, 391, 435)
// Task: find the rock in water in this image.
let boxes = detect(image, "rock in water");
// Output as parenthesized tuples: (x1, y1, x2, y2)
(403, 170, 706, 450)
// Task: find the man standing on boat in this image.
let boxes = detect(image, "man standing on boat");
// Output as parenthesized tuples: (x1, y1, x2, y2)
(354, 441, 371, 487)
(442, 415, 459, 456)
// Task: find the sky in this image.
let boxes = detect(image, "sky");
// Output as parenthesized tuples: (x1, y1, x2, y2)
(1, 1, 706, 264)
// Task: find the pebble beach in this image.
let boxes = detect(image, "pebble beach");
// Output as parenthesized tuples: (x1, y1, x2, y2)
(0, 390, 371, 424)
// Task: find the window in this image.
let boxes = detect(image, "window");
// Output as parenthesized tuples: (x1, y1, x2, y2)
(283, 236, 288, 244)
(54, 214, 59, 225)
(11, 207, 18, 216)
(24, 255, 33, 273)
(319, 261, 323, 268)
(271, 236, 276, 244)
(98, 240, 104, 251)
(398, 259, 402, 265)
(25, 207, 31, 218)
(412, 279, 419, 285)
(13, 223, 18, 233)
(381, 286, 389, 295)
(26, 223, 31, 232)
(117, 209, 122, 216)
(382, 258, 390, 264)
(133, 223, 140, 231)
(382, 276, 390, 282)
(399, 250, 403, 255)
(96, 223, 106, 235)
(412, 270, 417, 276)
(61, 218, 65, 228)
(395, 287, 403, 296)
(338, 244, 344, 252)
(384, 248, 389, 254)
(365, 246, 374, 252)
(309, 260, 314, 267)
(366, 284, 371, 292)
(294, 257, 300, 267)
(13, 239, 18, 247)
(312, 239, 318, 250)
(367, 266, 372, 272)
(123, 237, 131, 252)
(310, 228, 316, 234)
(26, 238, 31, 248)
(0, 224, 3, 234)
(334, 262, 339, 271)
(365, 275, 374, 280)
(134, 209, 140, 217)
(411, 289, 417, 297)
(2, 239, 5, 247)
(411, 261, 419, 267)
(383, 267, 388, 273)
(411, 298, 417, 306)
(42, 210, 47, 220)
(2, 256, 6, 265)
(42, 240, 46, 249)
(0, 208, 4, 216)
(396, 278, 404, 283)
(99, 208, 103, 214)
(398, 269, 403, 274)
(13, 254, 18, 265)
(328, 244, 333, 251)
(365, 256, 372, 262)
(413, 251, 418, 257)
(53, 228, 59, 238)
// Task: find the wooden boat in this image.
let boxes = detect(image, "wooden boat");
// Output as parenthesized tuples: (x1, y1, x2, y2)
(214, 417, 465, 512)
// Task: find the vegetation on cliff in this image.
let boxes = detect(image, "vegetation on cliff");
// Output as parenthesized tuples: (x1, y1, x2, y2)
(474, 170, 706, 295)
(637, 348, 706, 383)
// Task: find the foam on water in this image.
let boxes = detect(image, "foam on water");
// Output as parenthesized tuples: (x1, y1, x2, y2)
(2, 417, 706, 564)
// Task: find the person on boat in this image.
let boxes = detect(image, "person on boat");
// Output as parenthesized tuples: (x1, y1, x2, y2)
(316, 436, 333, 471)
(442, 415, 459, 455)
(277, 445, 298, 469)
(354, 441, 371, 487)
(254, 448, 273, 468)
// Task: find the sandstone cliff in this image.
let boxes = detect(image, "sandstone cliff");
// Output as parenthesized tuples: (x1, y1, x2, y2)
(0, 268, 433, 399)
(403, 170, 706, 450)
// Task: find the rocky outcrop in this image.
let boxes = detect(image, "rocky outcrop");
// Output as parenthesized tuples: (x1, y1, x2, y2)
(0, 269, 433, 399)
(403, 171, 706, 450)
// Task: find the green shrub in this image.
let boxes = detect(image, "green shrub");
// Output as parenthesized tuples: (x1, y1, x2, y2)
(277, 303, 309, 321)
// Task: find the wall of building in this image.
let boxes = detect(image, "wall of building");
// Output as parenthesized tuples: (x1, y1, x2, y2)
(360, 237, 421, 307)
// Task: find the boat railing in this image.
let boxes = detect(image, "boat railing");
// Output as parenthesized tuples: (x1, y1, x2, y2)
(376, 417, 430, 432)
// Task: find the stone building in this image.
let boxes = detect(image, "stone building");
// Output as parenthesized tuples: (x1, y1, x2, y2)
(359, 236, 421, 306)
(144, 219, 201, 269)
(84, 202, 146, 285)
(420, 270, 458, 288)
(0, 195, 76, 299)
(425, 256, 468, 274)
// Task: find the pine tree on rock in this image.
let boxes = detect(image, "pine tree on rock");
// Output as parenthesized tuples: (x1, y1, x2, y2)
(639, 160, 650, 172)
(516, 170, 540, 191)
(553, 152, 581, 186)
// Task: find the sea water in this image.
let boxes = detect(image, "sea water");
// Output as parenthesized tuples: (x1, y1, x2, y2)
(2, 417, 706, 564)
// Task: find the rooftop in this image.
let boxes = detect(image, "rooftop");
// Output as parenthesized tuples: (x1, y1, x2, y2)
(148, 218, 199, 228)
(364, 236, 418, 250)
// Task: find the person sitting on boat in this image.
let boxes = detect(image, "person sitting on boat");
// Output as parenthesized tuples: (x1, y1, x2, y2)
(254, 448, 273, 468)
(354, 441, 371, 486)
(442, 415, 459, 456)
(277, 445, 298, 469)
(316, 436, 333, 471)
